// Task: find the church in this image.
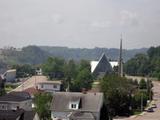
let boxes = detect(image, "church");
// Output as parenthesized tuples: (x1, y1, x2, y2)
(90, 53, 118, 78)
(90, 38, 123, 78)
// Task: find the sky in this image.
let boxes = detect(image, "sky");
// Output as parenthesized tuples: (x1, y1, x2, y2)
(0, 0, 160, 49)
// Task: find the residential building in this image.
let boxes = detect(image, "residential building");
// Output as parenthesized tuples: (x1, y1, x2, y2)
(0, 109, 40, 120)
(37, 81, 62, 92)
(36, 68, 42, 75)
(3, 69, 16, 82)
(50, 92, 103, 120)
(0, 109, 24, 120)
(0, 91, 32, 111)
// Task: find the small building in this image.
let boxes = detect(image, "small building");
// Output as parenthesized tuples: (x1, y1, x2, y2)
(36, 68, 42, 75)
(0, 91, 32, 111)
(50, 92, 103, 120)
(37, 81, 62, 92)
(3, 69, 16, 82)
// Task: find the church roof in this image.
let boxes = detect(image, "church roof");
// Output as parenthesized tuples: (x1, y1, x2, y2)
(90, 53, 112, 77)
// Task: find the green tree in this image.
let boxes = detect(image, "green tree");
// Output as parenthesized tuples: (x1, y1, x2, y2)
(124, 54, 149, 76)
(34, 93, 52, 120)
(42, 57, 65, 79)
(132, 91, 148, 110)
(100, 75, 134, 117)
(71, 68, 93, 92)
(12, 64, 36, 78)
(139, 79, 147, 89)
(63, 59, 78, 90)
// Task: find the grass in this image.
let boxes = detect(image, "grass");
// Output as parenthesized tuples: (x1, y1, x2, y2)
(5, 84, 19, 93)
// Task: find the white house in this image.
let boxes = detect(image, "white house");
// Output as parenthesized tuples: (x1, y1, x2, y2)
(0, 91, 32, 111)
(50, 92, 103, 120)
(3, 69, 16, 82)
(37, 81, 62, 92)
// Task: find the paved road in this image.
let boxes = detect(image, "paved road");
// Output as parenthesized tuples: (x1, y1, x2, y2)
(115, 81, 160, 120)
(13, 75, 48, 91)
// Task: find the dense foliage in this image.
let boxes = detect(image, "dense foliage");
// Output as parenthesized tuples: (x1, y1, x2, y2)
(100, 75, 152, 118)
(0, 46, 147, 69)
(0, 46, 50, 66)
(40, 46, 147, 61)
(34, 93, 52, 120)
(12, 64, 36, 78)
(125, 46, 160, 79)
(42, 57, 93, 92)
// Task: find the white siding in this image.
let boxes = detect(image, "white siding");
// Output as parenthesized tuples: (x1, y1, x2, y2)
(37, 83, 61, 92)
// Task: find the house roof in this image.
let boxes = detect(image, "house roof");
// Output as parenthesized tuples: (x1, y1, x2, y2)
(69, 111, 95, 120)
(50, 92, 103, 112)
(0, 91, 31, 102)
(24, 111, 38, 120)
(0, 109, 24, 120)
(38, 80, 62, 85)
(23, 87, 43, 96)
(6, 69, 16, 72)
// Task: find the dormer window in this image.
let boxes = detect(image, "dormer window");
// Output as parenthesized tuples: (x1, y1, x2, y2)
(69, 101, 79, 110)
(71, 104, 77, 109)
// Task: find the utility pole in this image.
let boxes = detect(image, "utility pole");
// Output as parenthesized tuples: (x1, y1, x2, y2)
(118, 34, 123, 77)
(141, 92, 143, 112)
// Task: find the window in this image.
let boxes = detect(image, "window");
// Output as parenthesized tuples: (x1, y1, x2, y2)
(53, 85, 57, 88)
(41, 84, 43, 88)
(71, 104, 77, 109)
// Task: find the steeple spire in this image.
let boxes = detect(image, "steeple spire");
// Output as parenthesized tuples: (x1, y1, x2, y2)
(118, 34, 123, 77)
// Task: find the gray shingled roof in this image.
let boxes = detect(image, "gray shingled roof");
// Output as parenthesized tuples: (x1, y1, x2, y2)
(0, 109, 24, 120)
(50, 92, 103, 112)
(0, 91, 31, 102)
(69, 111, 95, 120)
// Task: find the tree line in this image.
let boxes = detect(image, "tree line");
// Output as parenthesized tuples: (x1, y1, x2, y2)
(100, 75, 153, 119)
(124, 46, 160, 80)
(42, 57, 93, 92)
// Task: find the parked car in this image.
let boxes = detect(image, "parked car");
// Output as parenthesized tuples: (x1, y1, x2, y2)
(147, 107, 154, 112)
(151, 104, 157, 108)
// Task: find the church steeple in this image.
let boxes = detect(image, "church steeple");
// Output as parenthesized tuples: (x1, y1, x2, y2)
(118, 34, 123, 77)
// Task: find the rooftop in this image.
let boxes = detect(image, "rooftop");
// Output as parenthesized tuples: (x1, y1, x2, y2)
(0, 109, 24, 120)
(51, 92, 103, 112)
(38, 80, 62, 85)
(0, 91, 31, 102)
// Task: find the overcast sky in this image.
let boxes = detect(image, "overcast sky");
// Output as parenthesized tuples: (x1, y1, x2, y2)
(0, 0, 160, 49)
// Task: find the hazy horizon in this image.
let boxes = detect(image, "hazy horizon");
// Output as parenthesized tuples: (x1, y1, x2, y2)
(0, 0, 160, 49)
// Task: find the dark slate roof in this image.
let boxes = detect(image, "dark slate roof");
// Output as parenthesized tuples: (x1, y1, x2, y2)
(93, 53, 112, 77)
(50, 92, 103, 112)
(0, 91, 31, 102)
(70, 111, 95, 120)
(0, 109, 24, 120)
(24, 111, 37, 120)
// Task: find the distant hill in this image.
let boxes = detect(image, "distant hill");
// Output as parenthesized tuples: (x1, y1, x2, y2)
(0, 46, 148, 67)
(0, 46, 50, 65)
(40, 46, 148, 62)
